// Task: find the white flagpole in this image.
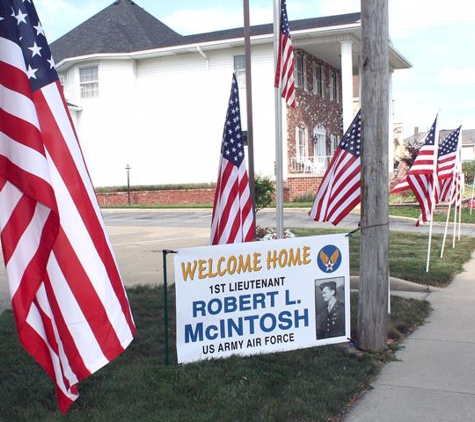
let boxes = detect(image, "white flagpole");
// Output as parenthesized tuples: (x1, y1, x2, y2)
(426, 115, 439, 272)
(458, 171, 464, 241)
(440, 181, 454, 258)
(273, 0, 284, 239)
(470, 172, 475, 215)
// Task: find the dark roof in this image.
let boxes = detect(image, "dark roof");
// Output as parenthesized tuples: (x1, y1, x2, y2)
(50, 0, 183, 62)
(177, 12, 361, 46)
(50, 0, 361, 63)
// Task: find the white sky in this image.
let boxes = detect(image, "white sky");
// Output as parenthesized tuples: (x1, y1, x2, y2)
(35, 0, 475, 138)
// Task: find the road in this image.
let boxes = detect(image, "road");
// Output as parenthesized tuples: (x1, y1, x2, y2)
(0, 208, 474, 315)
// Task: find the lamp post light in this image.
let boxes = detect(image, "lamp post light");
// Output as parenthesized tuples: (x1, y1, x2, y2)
(125, 164, 131, 205)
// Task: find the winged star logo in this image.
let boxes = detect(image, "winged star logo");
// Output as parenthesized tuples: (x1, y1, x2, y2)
(317, 245, 342, 273)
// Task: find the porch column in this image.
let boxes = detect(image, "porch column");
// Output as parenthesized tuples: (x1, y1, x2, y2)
(388, 70, 394, 176)
(340, 40, 354, 131)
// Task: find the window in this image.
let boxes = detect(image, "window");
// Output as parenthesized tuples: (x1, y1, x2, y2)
(80, 66, 99, 98)
(313, 64, 323, 97)
(234, 55, 246, 88)
(329, 70, 338, 101)
(295, 54, 305, 89)
(296, 126, 308, 162)
(330, 134, 339, 156)
(58, 73, 65, 90)
(313, 128, 326, 157)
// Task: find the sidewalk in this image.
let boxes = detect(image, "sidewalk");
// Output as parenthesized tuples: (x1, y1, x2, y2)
(345, 252, 475, 421)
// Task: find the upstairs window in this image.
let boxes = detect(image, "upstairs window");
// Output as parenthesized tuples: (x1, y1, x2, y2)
(329, 70, 338, 102)
(80, 66, 99, 98)
(313, 64, 323, 97)
(295, 54, 306, 89)
(234, 55, 246, 88)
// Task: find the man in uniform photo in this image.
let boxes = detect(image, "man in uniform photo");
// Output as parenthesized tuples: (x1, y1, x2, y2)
(317, 281, 345, 339)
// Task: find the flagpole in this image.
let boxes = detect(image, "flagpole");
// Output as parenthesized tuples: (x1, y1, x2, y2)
(441, 181, 454, 258)
(273, 0, 284, 238)
(243, 0, 257, 221)
(470, 171, 475, 215)
(426, 115, 439, 273)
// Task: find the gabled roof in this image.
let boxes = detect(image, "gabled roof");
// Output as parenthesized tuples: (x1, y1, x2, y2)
(50, 0, 183, 63)
(50, 0, 361, 64)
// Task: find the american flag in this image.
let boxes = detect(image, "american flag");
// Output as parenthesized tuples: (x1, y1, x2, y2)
(0, 0, 135, 412)
(274, 0, 296, 108)
(210, 74, 255, 244)
(438, 126, 461, 202)
(309, 110, 362, 225)
(407, 116, 438, 226)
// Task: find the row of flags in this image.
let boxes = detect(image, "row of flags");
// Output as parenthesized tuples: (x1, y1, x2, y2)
(308, 112, 463, 227)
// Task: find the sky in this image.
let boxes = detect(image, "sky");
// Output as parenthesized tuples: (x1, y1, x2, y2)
(34, 0, 475, 139)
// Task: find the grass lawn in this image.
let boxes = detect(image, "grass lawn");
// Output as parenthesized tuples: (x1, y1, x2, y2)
(1, 229, 474, 421)
(292, 228, 475, 287)
(0, 286, 430, 422)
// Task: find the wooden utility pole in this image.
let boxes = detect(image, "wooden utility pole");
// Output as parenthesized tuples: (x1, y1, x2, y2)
(358, 0, 390, 352)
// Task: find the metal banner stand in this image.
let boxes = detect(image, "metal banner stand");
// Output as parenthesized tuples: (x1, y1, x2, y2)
(162, 249, 176, 365)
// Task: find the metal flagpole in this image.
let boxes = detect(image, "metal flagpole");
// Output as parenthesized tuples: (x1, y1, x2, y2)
(273, 0, 284, 239)
(243, 0, 256, 221)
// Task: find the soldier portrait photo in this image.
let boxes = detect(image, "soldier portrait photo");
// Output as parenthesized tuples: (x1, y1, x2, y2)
(315, 278, 346, 339)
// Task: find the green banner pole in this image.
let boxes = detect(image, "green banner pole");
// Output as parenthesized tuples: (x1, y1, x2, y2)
(162, 249, 176, 365)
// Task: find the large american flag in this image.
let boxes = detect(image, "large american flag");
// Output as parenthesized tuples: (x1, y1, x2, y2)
(438, 126, 461, 203)
(309, 110, 362, 225)
(0, 0, 135, 412)
(210, 74, 255, 244)
(274, 0, 296, 108)
(407, 116, 438, 226)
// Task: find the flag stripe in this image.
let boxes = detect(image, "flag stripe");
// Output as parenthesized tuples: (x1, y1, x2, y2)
(36, 85, 135, 334)
(0, 0, 135, 411)
(274, 0, 296, 107)
(210, 74, 255, 245)
(310, 111, 362, 225)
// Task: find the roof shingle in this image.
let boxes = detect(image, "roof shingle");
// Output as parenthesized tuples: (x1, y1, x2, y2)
(50, 0, 361, 63)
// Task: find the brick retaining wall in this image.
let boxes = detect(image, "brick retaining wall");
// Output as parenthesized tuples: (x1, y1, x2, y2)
(96, 188, 215, 207)
(96, 179, 321, 207)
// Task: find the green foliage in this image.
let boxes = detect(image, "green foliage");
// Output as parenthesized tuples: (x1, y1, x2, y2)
(462, 161, 475, 184)
(254, 175, 275, 212)
(292, 227, 475, 287)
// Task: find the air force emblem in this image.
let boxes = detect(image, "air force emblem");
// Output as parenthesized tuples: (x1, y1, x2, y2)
(317, 245, 342, 273)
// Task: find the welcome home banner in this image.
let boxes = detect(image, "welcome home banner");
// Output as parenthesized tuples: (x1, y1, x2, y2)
(174, 234, 350, 364)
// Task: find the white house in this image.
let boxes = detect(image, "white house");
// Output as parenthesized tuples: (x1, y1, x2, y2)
(51, 0, 411, 198)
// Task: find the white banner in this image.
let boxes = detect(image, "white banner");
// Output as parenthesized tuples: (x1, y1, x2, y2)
(174, 234, 350, 363)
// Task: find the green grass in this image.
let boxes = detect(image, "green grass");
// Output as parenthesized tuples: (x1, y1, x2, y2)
(291, 228, 475, 287)
(388, 204, 475, 224)
(1, 230, 472, 421)
(0, 285, 431, 422)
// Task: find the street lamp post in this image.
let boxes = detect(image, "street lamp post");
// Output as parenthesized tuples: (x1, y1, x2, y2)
(125, 164, 131, 205)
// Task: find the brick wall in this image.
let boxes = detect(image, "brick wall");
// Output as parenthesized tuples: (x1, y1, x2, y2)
(96, 188, 215, 207)
(286, 176, 322, 202)
(95, 181, 321, 207)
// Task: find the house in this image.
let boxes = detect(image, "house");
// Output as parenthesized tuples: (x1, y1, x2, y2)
(50, 0, 411, 200)
(439, 129, 475, 162)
